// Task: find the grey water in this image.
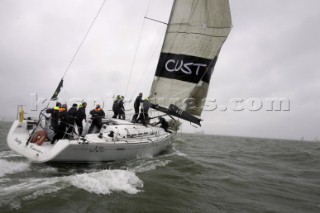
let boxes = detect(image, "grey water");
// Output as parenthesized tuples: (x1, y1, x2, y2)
(1, 121, 320, 213)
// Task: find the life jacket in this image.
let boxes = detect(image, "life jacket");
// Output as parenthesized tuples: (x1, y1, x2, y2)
(92, 108, 103, 116)
(59, 108, 66, 112)
(91, 108, 104, 121)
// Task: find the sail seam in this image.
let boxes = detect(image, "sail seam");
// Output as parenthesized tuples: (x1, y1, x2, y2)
(167, 31, 229, 38)
(169, 24, 232, 29)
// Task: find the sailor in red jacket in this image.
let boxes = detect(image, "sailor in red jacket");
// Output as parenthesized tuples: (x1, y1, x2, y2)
(88, 104, 105, 134)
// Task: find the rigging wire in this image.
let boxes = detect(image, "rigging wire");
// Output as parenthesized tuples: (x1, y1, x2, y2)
(45, 0, 108, 110)
(146, 0, 175, 97)
(124, 0, 152, 98)
(130, 37, 163, 101)
(62, 0, 108, 79)
(129, 1, 172, 101)
(144, 17, 167, 25)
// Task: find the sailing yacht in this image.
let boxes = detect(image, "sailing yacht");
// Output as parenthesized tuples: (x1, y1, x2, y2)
(7, 0, 232, 163)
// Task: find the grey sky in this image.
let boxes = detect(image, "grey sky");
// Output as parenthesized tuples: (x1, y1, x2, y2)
(0, 0, 319, 141)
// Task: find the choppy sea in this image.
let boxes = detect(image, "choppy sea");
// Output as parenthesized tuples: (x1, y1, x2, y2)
(1, 121, 320, 213)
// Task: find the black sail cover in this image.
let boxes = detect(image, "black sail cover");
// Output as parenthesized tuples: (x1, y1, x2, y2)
(150, 0, 232, 116)
(151, 103, 202, 126)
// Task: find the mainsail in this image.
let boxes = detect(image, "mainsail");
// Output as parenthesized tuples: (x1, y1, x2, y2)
(150, 0, 232, 116)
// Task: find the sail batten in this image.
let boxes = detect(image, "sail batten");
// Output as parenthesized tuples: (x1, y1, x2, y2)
(150, 0, 232, 116)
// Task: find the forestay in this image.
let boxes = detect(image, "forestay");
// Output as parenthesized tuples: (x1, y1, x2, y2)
(150, 0, 232, 116)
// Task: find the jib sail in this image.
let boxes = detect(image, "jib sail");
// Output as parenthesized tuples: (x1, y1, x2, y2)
(150, 0, 232, 116)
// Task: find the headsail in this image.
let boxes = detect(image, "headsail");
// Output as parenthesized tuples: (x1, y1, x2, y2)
(150, 0, 232, 116)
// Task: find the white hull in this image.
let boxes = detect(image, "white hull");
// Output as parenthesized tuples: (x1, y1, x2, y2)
(7, 120, 175, 163)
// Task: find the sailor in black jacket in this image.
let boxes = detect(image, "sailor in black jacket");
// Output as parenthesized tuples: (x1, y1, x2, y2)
(51, 104, 68, 144)
(66, 103, 77, 138)
(132, 93, 143, 122)
(118, 96, 125, 120)
(138, 98, 150, 126)
(46, 102, 61, 131)
(112, 95, 120, 118)
(75, 102, 87, 136)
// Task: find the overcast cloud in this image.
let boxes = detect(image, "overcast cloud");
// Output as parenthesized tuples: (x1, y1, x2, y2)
(0, 0, 319, 141)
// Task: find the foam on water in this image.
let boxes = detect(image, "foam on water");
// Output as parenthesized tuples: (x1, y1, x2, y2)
(68, 169, 143, 195)
(0, 150, 21, 158)
(1, 169, 143, 197)
(0, 177, 61, 197)
(132, 159, 171, 173)
(38, 167, 58, 173)
(171, 146, 188, 157)
(0, 168, 144, 209)
(22, 185, 63, 201)
(0, 159, 30, 177)
(0, 176, 63, 209)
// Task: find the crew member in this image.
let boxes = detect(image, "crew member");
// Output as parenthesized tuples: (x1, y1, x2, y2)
(153, 117, 170, 132)
(88, 104, 105, 133)
(75, 102, 87, 136)
(66, 103, 77, 138)
(132, 93, 142, 122)
(52, 104, 68, 144)
(112, 95, 120, 118)
(138, 97, 150, 126)
(46, 102, 61, 131)
(118, 96, 125, 120)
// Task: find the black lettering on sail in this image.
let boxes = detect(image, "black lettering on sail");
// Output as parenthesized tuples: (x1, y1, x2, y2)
(155, 53, 217, 84)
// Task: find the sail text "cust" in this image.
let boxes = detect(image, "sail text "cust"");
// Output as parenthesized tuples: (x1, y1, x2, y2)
(165, 59, 207, 75)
